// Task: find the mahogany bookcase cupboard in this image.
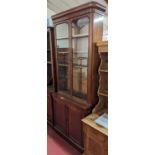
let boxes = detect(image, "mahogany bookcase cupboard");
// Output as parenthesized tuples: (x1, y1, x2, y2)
(47, 27, 57, 126)
(52, 2, 105, 151)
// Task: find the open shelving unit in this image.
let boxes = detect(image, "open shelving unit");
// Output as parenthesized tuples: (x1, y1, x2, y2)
(93, 41, 108, 115)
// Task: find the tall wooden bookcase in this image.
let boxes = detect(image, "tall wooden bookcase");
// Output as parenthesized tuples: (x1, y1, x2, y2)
(52, 2, 106, 151)
(47, 27, 57, 126)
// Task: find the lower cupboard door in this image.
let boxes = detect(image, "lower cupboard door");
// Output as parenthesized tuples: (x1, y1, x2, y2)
(68, 106, 83, 146)
(53, 98, 67, 134)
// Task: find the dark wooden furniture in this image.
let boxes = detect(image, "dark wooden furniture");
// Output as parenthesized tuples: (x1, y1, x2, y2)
(47, 27, 57, 126)
(52, 2, 106, 152)
(82, 41, 108, 155)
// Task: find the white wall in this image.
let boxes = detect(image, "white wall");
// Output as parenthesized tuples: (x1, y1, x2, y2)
(47, 8, 56, 18)
(47, 8, 56, 27)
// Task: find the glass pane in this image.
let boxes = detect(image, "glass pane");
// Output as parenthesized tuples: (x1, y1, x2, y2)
(57, 48, 69, 65)
(72, 17, 89, 100)
(58, 65, 70, 92)
(73, 67, 87, 99)
(56, 23, 69, 39)
(56, 39, 69, 48)
(72, 17, 89, 36)
(56, 23, 69, 48)
(56, 23, 70, 93)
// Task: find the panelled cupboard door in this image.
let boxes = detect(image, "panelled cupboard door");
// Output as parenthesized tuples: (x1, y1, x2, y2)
(84, 124, 108, 155)
(53, 97, 67, 134)
(85, 135, 108, 155)
(68, 106, 83, 145)
(47, 92, 53, 122)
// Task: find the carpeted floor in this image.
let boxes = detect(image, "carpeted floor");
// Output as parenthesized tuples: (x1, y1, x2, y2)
(47, 126, 81, 155)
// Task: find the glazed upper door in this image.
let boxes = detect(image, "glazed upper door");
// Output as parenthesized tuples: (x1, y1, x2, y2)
(71, 17, 89, 100)
(56, 23, 70, 93)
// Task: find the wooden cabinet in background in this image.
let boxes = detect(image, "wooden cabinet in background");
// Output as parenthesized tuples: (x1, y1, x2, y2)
(52, 2, 106, 151)
(47, 27, 57, 126)
(47, 91, 53, 126)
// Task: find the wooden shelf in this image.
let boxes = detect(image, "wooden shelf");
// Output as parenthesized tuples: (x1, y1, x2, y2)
(73, 57, 88, 60)
(97, 41, 108, 53)
(98, 92, 108, 97)
(97, 41, 108, 47)
(72, 34, 88, 38)
(73, 51, 88, 53)
(100, 51, 108, 53)
(58, 52, 69, 54)
(73, 64, 88, 68)
(99, 69, 108, 72)
(58, 64, 69, 67)
(56, 37, 69, 40)
(99, 49, 108, 54)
